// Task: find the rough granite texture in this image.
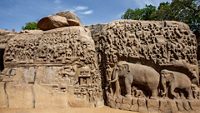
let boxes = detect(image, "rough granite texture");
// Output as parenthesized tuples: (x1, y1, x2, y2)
(0, 20, 199, 113)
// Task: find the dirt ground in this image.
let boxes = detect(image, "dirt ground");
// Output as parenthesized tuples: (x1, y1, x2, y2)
(0, 106, 138, 113)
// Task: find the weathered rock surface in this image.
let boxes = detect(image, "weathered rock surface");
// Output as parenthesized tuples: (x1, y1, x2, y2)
(0, 26, 103, 108)
(20, 30, 43, 34)
(37, 11, 81, 30)
(37, 15, 69, 30)
(89, 20, 199, 113)
(0, 18, 199, 113)
(0, 29, 16, 49)
(56, 11, 81, 26)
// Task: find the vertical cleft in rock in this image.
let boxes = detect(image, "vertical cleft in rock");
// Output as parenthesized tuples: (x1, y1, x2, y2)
(4, 82, 9, 108)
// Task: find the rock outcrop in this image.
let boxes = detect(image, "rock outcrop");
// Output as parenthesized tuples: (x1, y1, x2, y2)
(37, 11, 81, 30)
(0, 13, 199, 113)
(0, 29, 16, 49)
(37, 16, 69, 30)
(0, 26, 103, 108)
(89, 20, 200, 113)
(56, 11, 81, 26)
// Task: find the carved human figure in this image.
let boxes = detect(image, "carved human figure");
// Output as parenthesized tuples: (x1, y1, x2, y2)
(106, 65, 114, 94)
(161, 69, 193, 99)
(107, 65, 121, 98)
(111, 61, 160, 99)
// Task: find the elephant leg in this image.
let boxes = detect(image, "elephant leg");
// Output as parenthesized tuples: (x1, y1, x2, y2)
(114, 81, 121, 98)
(150, 89, 157, 99)
(186, 87, 193, 100)
(170, 84, 177, 98)
(178, 92, 182, 99)
(125, 77, 132, 98)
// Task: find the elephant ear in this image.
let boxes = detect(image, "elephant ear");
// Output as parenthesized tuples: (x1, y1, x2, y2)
(123, 64, 130, 73)
(166, 72, 175, 81)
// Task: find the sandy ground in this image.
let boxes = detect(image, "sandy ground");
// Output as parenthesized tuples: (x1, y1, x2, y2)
(0, 107, 138, 113)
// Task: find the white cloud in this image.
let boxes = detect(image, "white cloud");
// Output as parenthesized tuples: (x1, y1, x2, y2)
(62, 5, 93, 15)
(75, 6, 88, 11)
(54, 0, 61, 4)
(80, 10, 93, 15)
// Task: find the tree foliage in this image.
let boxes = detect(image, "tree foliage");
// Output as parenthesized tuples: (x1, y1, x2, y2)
(22, 22, 38, 30)
(122, 0, 200, 34)
(122, 5, 156, 20)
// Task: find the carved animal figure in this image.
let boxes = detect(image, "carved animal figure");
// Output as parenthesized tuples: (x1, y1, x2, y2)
(161, 69, 193, 99)
(191, 84, 200, 99)
(131, 86, 145, 98)
(110, 61, 160, 99)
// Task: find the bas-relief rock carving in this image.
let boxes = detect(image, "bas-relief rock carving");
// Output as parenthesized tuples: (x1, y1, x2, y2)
(0, 12, 199, 113)
(0, 25, 103, 108)
(161, 69, 193, 99)
(89, 20, 199, 113)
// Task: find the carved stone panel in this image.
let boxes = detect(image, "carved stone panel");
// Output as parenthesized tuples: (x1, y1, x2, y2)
(0, 26, 103, 108)
(89, 20, 200, 113)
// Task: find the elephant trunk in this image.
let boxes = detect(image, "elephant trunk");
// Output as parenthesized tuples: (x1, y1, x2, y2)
(161, 76, 167, 96)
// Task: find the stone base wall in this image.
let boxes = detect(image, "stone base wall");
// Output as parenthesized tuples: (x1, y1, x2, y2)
(0, 65, 103, 108)
(106, 92, 200, 113)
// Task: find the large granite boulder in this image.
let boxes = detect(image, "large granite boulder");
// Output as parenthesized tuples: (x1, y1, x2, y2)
(37, 11, 81, 31)
(37, 15, 69, 31)
(56, 11, 81, 26)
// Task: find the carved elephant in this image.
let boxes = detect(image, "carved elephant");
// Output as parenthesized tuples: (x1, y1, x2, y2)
(161, 69, 193, 99)
(110, 61, 160, 99)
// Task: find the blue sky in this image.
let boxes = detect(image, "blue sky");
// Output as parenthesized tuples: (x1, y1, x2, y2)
(0, 0, 171, 31)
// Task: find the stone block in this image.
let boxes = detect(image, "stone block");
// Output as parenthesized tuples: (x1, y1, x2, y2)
(159, 99, 172, 113)
(12, 67, 24, 83)
(7, 83, 34, 108)
(176, 100, 184, 111)
(109, 99, 116, 108)
(130, 98, 138, 112)
(115, 102, 121, 109)
(167, 100, 178, 113)
(0, 82, 8, 108)
(35, 66, 60, 84)
(23, 67, 36, 84)
(147, 99, 159, 113)
(115, 96, 122, 103)
(122, 97, 132, 105)
(138, 98, 148, 113)
(182, 100, 191, 111)
(34, 84, 68, 108)
(120, 103, 131, 111)
(189, 100, 200, 111)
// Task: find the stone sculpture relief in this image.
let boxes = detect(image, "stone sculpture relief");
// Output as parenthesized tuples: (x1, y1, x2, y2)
(110, 61, 160, 99)
(0, 26, 103, 108)
(0, 13, 199, 113)
(161, 69, 193, 99)
(89, 20, 200, 113)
